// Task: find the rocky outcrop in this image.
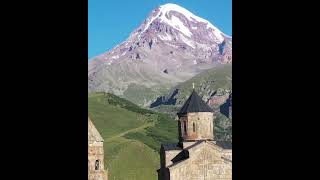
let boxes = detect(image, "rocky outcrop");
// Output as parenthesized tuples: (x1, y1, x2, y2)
(150, 89, 179, 108)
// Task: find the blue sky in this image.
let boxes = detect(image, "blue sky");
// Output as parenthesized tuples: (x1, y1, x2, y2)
(89, 0, 232, 59)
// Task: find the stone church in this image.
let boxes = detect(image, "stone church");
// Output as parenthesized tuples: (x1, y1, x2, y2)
(157, 90, 232, 180)
(88, 117, 108, 180)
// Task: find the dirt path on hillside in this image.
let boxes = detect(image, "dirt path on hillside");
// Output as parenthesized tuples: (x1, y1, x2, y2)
(104, 122, 154, 142)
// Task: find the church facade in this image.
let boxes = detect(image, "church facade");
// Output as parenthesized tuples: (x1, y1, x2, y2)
(157, 90, 232, 180)
(88, 117, 108, 180)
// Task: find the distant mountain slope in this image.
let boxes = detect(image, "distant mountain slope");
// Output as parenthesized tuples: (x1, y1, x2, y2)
(88, 3, 232, 106)
(150, 63, 232, 109)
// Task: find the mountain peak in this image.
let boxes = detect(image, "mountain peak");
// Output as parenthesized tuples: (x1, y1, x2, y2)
(138, 3, 225, 42)
(158, 3, 212, 26)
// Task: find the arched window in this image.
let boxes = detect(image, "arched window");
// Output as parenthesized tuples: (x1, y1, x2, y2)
(193, 122, 196, 132)
(95, 160, 100, 170)
(184, 122, 187, 134)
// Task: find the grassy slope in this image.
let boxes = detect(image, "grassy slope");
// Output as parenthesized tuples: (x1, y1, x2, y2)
(104, 137, 159, 180)
(124, 113, 178, 152)
(88, 93, 178, 180)
(88, 93, 147, 138)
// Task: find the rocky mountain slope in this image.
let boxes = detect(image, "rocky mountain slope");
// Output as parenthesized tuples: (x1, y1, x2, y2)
(88, 3, 232, 106)
(150, 64, 232, 109)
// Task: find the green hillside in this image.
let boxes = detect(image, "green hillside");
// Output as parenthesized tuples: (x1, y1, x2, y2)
(122, 83, 170, 107)
(88, 93, 178, 180)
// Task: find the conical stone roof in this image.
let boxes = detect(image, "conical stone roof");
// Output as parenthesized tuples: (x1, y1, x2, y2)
(177, 90, 213, 116)
(88, 117, 104, 142)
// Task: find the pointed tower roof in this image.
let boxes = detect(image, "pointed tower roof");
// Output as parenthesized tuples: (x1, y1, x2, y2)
(88, 117, 104, 142)
(177, 90, 213, 116)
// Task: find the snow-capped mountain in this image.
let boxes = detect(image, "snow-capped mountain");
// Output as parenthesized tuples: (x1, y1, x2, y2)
(88, 3, 232, 106)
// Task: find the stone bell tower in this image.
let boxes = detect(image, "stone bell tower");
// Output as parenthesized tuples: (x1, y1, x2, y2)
(88, 117, 108, 180)
(177, 86, 214, 143)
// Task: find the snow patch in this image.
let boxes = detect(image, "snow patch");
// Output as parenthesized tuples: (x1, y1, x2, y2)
(136, 3, 227, 43)
(208, 28, 224, 43)
(111, 55, 119, 59)
(139, 3, 193, 38)
(165, 43, 179, 48)
(195, 42, 212, 50)
(159, 3, 225, 42)
(158, 33, 173, 41)
(107, 60, 113, 65)
(160, 15, 192, 37)
(179, 34, 195, 48)
(140, 10, 162, 35)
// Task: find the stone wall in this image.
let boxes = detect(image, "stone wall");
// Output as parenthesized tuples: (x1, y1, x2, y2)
(222, 149, 232, 161)
(180, 112, 214, 141)
(165, 150, 182, 167)
(168, 143, 231, 180)
(88, 141, 108, 180)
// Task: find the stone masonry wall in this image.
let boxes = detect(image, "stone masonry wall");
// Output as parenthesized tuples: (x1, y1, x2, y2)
(169, 144, 231, 180)
(184, 112, 214, 140)
(165, 150, 182, 167)
(88, 141, 108, 180)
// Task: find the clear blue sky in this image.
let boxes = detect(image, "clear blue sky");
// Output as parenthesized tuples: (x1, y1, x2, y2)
(89, 0, 232, 59)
